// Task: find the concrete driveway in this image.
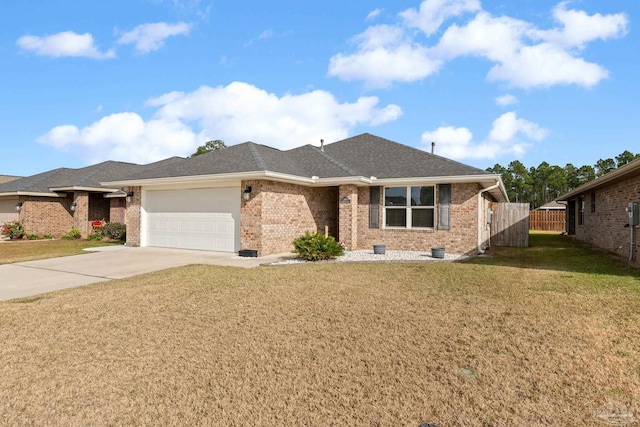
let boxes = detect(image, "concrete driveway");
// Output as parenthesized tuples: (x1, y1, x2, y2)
(0, 246, 293, 302)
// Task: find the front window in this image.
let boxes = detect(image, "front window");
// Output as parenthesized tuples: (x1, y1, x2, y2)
(384, 186, 435, 228)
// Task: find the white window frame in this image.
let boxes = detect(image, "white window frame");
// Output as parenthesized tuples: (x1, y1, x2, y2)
(383, 186, 436, 229)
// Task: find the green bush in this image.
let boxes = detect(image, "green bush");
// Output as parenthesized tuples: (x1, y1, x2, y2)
(87, 232, 104, 241)
(26, 234, 39, 240)
(292, 231, 344, 261)
(61, 228, 82, 240)
(42, 234, 53, 240)
(1, 221, 25, 239)
(102, 222, 126, 241)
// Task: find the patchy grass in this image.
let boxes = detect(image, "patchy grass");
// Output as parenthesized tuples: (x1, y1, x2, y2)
(0, 239, 121, 264)
(1, 234, 639, 425)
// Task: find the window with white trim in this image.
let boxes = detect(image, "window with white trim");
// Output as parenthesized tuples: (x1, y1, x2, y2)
(384, 186, 435, 228)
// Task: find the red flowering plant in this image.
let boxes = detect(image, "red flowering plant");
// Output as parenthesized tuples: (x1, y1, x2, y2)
(1, 221, 25, 239)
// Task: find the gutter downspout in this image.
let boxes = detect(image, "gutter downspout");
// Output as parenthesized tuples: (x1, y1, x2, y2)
(478, 180, 501, 254)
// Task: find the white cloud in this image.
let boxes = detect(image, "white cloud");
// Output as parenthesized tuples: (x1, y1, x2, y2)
(117, 22, 192, 53)
(400, 0, 480, 36)
(328, 25, 442, 88)
(495, 94, 518, 107)
(421, 111, 547, 159)
(488, 112, 547, 142)
(534, 2, 628, 49)
(16, 31, 115, 59)
(366, 8, 383, 21)
(329, 3, 627, 89)
(38, 82, 402, 164)
(486, 42, 609, 88)
(246, 29, 275, 46)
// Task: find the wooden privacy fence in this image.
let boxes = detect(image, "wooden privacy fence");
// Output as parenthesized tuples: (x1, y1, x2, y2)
(491, 203, 529, 247)
(529, 210, 566, 232)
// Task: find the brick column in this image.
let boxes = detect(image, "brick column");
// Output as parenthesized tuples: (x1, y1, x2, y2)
(338, 185, 358, 250)
(125, 186, 142, 247)
(240, 180, 263, 254)
(72, 191, 90, 238)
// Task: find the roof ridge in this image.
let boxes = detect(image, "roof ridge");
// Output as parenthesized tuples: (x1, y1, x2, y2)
(307, 145, 359, 176)
(247, 142, 267, 170)
(340, 133, 490, 175)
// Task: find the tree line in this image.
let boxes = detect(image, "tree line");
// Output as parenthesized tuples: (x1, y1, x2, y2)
(486, 150, 640, 209)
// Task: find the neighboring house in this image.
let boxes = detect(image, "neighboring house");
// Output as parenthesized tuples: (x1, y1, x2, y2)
(0, 158, 183, 237)
(558, 157, 640, 264)
(0, 175, 22, 225)
(104, 134, 509, 256)
(535, 200, 566, 211)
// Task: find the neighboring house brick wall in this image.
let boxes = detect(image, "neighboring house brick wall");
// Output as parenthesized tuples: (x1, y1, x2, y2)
(572, 175, 640, 264)
(73, 191, 90, 238)
(109, 198, 126, 223)
(89, 193, 110, 223)
(356, 183, 481, 255)
(19, 196, 74, 237)
(240, 180, 338, 256)
(125, 187, 142, 247)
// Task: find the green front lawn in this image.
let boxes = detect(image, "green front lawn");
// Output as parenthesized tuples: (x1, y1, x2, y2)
(0, 233, 638, 425)
(0, 239, 122, 264)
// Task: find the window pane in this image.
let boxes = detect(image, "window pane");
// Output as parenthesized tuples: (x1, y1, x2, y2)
(385, 187, 407, 206)
(412, 208, 434, 228)
(411, 186, 434, 206)
(385, 208, 407, 227)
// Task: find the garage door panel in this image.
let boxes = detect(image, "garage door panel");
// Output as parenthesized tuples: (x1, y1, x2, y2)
(145, 188, 240, 252)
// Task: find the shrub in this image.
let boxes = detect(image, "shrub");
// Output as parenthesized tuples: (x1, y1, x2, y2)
(61, 228, 82, 240)
(102, 222, 126, 241)
(42, 234, 53, 240)
(87, 232, 104, 241)
(26, 234, 39, 240)
(292, 231, 344, 261)
(1, 221, 25, 239)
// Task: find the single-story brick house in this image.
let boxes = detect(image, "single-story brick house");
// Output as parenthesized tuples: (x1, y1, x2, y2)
(0, 175, 22, 225)
(0, 158, 181, 238)
(558, 157, 640, 264)
(103, 134, 509, 256)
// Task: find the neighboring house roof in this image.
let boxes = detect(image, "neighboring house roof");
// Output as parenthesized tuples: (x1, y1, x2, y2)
(108, 134, 506, 201)
(0, 157, 184, 197)
(558, 157, 640, 201)
(0, 175, 21, 184)
(536, 200, 566, 210)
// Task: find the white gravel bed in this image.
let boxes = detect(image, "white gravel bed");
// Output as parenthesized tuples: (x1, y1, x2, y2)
(269, 250, 469, 265)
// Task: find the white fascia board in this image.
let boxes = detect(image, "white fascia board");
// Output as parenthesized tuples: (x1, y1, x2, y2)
(49, 186, 119, 193)
(102, 171, 315, 188)
(0, 191, 67, 198)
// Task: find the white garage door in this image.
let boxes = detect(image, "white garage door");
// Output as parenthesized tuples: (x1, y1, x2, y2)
(145, 187, 240, 252)
(0, 198, 19, 225)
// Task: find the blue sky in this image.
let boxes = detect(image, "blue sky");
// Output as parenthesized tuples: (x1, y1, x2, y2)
(0, 0, 637, 176)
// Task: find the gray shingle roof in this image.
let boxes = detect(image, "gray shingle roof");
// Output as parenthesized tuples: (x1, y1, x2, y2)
(116, 133, 489, 181)
(1, 134, 491, 194)
(0, 157, 184, 194)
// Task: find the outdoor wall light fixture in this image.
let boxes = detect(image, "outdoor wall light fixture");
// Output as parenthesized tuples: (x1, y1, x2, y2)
(126, 191, 134, 203)
(14, 202, 22, 212)
(70, 201, 78, 211)
(243, 186, 252, 201)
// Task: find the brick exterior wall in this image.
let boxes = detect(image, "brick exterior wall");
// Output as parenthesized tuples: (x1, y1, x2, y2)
(338, 185, 358, 250)
(109, 198, 126, 223)
(569, 174, 640, 265)
(18, 195, 74, 237)
(125, 187, 142, 247)
(240, 180, 338, 255)
(72, 192, 90, 238)
(356, 183, 481, 255)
